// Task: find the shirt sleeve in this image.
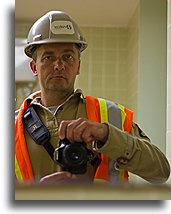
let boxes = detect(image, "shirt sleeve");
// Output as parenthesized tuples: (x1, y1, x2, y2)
(93, 122, 170, 183)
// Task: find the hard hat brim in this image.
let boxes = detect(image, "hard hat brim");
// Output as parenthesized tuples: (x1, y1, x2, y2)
(24, 39, 88, 58)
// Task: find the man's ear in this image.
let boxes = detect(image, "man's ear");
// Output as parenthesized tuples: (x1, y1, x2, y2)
(76, 60, 81, 75)
(30, 60, 38, 76)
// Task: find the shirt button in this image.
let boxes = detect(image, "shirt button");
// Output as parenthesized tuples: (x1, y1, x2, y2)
(124, 150, 131, 158)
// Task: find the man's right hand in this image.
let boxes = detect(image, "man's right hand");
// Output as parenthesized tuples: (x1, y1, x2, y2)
(39, 171, 77, 184)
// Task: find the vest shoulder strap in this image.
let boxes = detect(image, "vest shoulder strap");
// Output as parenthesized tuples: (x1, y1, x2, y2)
(85, 96, 101, 122)
(85, 96, 133, 182)
(86, 96, 133, 132)
(15, 101, 34, 181)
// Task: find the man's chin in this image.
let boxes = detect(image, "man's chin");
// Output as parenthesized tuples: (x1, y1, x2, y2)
(45, 85, 69, 92)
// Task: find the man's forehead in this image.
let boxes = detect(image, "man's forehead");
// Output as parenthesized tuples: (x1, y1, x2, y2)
(37, 43, 77, 53)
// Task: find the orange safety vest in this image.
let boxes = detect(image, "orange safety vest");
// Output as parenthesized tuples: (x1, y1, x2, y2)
(15, 96, 133, 182)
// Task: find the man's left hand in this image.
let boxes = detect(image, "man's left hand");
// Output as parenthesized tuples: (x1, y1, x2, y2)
(58, 118, 109, 144)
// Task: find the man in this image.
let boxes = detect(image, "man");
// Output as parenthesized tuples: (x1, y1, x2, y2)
(15, 11, 170, 184)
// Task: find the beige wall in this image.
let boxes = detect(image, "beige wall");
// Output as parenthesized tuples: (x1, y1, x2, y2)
(167, 0, 171, 182)
(76, 27, 131, 108)
(126, 5, 139, 122)
(138, 0, 167, 153)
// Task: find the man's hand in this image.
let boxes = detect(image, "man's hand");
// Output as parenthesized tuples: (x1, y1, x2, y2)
(58, 118, 109, 143)
(39, 171, 77, 184)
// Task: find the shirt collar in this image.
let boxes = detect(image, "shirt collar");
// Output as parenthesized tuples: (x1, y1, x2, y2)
(25, 88, 85, 106)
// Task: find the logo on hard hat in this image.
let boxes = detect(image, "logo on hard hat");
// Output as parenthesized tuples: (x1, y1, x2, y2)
(51, 21, 74, 35)
(66, 25, 72, 30)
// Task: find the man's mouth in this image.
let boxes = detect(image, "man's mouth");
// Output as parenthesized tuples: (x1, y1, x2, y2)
(51, 75, 65, 79)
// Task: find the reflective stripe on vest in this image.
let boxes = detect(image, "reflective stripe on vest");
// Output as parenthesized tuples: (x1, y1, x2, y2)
(15, 101, 34, 181)
(15, 96, 133, 182)
(86, 96, 133, 182)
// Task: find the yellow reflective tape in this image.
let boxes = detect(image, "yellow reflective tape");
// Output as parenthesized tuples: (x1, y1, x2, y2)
(94, 178, 109, 183)
(15, 155, 23, 181)
(118, 170, 125, 181)
(98, 98, 108, 123)
(118, 104, 126, 131)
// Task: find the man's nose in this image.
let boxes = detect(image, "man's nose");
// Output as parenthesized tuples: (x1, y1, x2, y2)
(54, 58, 64, 70)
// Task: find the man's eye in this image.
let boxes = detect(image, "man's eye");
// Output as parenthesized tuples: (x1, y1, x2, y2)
(63, 54, 74, 61)
(43, 56, 55, 61)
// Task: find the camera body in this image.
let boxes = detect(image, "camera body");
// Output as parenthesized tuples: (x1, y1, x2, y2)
(53, 138, 101, 174)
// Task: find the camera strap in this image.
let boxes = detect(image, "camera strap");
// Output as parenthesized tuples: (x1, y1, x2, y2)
(23, 105, 55, 160)
(23, 105, 101, 168)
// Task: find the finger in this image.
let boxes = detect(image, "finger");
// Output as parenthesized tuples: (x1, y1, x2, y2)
(66, 120, 80, 142)
(72, 120, 87, 142)
(66, 118, 87, 142)
(81, 126, 94, 143)
(58, 120, 70, 139)
(40, 171, 72, 181)
(39, 171, 74, 184)
(82, 122, 109, 143)
(71, 174, 77, 179)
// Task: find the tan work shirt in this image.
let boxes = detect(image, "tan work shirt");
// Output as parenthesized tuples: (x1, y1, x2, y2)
(15, 89, 170, 183)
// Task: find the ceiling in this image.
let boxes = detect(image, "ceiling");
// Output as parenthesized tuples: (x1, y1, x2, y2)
(15, 0, 139, 27)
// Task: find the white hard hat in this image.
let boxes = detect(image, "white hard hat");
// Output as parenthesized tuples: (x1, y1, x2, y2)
(24, 11, 88, 58)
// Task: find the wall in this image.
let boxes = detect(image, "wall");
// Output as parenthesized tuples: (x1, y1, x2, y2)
(76, 27, 130, 107)
(167, 0, 171, 181)
(138, 0, 167, 153)
(126, 5, 139, 122)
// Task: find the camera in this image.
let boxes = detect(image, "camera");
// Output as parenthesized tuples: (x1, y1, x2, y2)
(53, 138, 101, 174)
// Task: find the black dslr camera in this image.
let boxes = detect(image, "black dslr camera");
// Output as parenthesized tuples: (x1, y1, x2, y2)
(53, 138, 101, 174)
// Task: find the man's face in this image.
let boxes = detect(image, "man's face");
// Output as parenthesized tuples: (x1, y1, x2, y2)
(31, 43, 80, 93)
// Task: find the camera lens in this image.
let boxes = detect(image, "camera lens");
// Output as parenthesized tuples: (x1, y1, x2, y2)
(63, 143, 87, 167)
(56, 140, 91, 174)
(70, 152, 79, 160)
